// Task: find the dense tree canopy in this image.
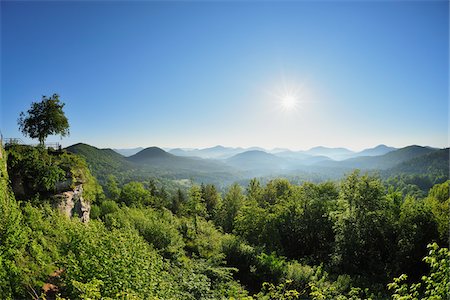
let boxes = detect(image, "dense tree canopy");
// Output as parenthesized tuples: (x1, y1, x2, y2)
(0, 144, 448, 299)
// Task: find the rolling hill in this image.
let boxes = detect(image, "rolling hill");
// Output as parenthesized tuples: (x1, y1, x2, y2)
(387, 148, 449, 177)
(226, 150, 289, 172)
(66, 143, 133, 175)
(66, 143, 447, 188)
(318, 145, 438, 170)
(128, 147, 175, 163)
(305, 146, 354, 160)
(355, 144, 396, 157)
(168, 145, 262, 159)
(112, 147, 144, 157)
(66, 144, 242, 186)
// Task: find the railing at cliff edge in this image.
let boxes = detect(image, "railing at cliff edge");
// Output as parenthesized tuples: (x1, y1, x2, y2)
(2, 138, 61, 151)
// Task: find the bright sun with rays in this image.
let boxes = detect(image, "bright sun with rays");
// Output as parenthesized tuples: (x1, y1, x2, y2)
(281, 94, 298, 110)
(271, 79, 306, 112)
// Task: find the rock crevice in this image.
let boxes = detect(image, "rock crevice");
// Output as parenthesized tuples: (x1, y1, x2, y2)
(53, 184, 90, 223)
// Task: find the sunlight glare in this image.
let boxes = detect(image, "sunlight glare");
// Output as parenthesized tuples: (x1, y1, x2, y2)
(281, 94, 298, 110)
(269, 78, 307, 113)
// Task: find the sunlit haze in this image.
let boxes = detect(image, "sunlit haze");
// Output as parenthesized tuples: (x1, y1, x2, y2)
(1, 1, 448, 151)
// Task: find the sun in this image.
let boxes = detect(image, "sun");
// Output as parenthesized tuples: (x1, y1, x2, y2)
(267, 77, 309, 113)
(281, 94, 298, 110)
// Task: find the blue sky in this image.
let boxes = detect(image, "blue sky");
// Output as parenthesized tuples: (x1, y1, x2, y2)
(1, 1, 448, 151)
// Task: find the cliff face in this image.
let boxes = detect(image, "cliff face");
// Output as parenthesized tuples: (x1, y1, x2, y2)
(53, 183, 90, 223)
(5, 144, 98, 223)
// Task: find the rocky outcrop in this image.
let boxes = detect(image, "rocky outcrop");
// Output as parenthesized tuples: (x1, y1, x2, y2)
(53, 184, 90, 223)
(5, 144, 95, 223)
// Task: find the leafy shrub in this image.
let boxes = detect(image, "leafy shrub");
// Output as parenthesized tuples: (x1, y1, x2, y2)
(388, 243, 450, 300)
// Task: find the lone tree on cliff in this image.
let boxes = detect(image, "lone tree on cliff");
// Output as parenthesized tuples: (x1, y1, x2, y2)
(18, 94, 70, 146)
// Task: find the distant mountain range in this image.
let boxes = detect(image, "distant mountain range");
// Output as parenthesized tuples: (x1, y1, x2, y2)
(69, 143, 448, 186)
(113, 144, 397, 161)
(226, 150, 288, 171)
(112, 147, 143, 157)
(167, 145, 265, 159)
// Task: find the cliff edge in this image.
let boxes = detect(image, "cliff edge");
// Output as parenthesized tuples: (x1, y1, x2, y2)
(4, 144, 101, 222)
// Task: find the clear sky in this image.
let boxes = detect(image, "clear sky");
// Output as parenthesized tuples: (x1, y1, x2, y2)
(1, 1, 448, 151)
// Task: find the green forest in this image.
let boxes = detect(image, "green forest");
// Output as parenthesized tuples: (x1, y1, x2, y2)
(0, 142, 448, 299)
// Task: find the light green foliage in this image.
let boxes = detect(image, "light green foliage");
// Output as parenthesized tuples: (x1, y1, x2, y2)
(104, 207, 185, 260)
(180, 216, 225, 260)
(18, 94, 70, 145)
(60, 221, 179, 299)
(105, 175, 121, 201)
(185, 185, 207, 217)
(234, 197, 267, 246)
(421, 243, 450, 299)
(261, 178, 293, 207)
(0, 146, 29, 298)
(119, 181, 153, 206)
(308, 267, 375, 300)
(20, 204, 72, 295)
(253, 280, 300, 300)
(256, 252, 287, 284)
(284, 261, 315, 293)
(58, 150, 103, 202)
(424, 180, 449, 242)
(98, 199, 120, 217)
(388, 243, 450, 300)
(215, 183, 246, 232)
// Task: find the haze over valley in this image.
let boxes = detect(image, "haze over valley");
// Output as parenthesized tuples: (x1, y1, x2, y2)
(68, 142, 448, 190)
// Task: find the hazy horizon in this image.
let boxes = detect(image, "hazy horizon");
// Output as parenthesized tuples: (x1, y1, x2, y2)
(1, 1, 448, 150)
(76, 142, 445, 154)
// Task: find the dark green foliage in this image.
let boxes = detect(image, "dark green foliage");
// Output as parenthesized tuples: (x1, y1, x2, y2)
(333, 171, 397, 280)
(18, 94, 69, 145)
(170, 188, 186, 215)
(396, 196, 439, 281)
(201, 183, 222, 218)
(333, 146, 437, 170)
(387, 148, 449, 178)
(277, 182, 337, 263)
(6, 144, 101, 202)
(7, 145, 66, 197)
(65, 143, 134, 184)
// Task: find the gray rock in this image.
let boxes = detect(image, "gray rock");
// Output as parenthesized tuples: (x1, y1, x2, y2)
(53, 184, 90, 223)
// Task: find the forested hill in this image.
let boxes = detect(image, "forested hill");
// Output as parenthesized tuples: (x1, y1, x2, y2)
(66, 143, 135, 182)
(318, 145, 438, 170)
(387, 147, 449, 176)
(1, 141, 449, 299)
(66, 143, 242, 186)
(66, 143, 448, 192)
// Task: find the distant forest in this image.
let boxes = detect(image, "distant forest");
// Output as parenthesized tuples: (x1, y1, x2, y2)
(1, 143, 448, 299)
